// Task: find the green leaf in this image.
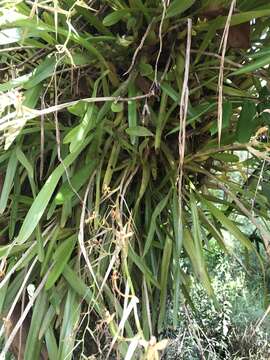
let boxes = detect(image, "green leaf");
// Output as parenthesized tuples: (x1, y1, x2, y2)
(127, 82, 138, 145)
(102, 142, 120, 191)
(65, 0, 112, 35)
(63, 126, 81, 144)
(129, 246, 160, 288)
(190, 193, 204, 256)
(236, 101, 257, 143)
(57, 290, 80, 360)
(126, 126, 153, 137)
(16, 135, 93, 244)
(55, 160, 96, 204)
(111, 102, 124, 112)
(16, 147, 34, 179)
(24, 56, 56, 89)
(8, 18, 111, 67)
(143, 192, 170, 256)
(63, 51, 92, 66)
(206, 83, 248, 97)
(194, 20, 218, 64)
(166, 0, 195, 18)
(134, 161, 151, 213)
(67, 101, 88, 117)
(24, 290, 48, 360)
(172, 190, 183, 328)
(232, 53, 270, 75)
(161, 82, 179, 102)
(211, 153, 239, 163)
(40, 227, 60, 276)
(139, 62, 153, 76)
(67, 71, 107, 153)
(63, 265, 96, 309)
(45, 326, 58, 360)
(0, 262, 13, 314)
(70, 105, 97, 153)
(210, 101, 232, 135)
(158, 237, 172, 332)
(0, 150, 18, 214)
(0, 74, 32, 92)
(23, 83, 43, 108)
(183, 228, 215, 299)
(45, 234, 77, 290)
(262, 183, 270, 204)
(199, 195, 253, 250)
(248, 47, 270, 59)
(196, 10, 270, 31)
(103, 9, 131, 27)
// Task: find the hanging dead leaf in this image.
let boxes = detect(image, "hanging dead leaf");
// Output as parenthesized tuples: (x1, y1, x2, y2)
(228, 22, 250, 49)
(201, 6, 250, 49)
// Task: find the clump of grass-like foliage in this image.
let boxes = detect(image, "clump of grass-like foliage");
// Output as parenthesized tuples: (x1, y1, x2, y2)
(1, 0, 270, 358)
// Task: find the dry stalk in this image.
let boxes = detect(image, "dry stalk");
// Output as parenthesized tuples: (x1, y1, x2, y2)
(190, 49, 242, 68)
(0, 93, 154, 129)
(39, 96, 45, 180)
(251, 159, 266, 214)
(217, 0, 236, 146)
(0, 260, 37, 341)
(0, 268, 51, 359)
(0, 222, 56, 291)
(78, 172, 100, 292)
(124, 20, 154, 76)
(178, 18, 192, 201)
(154, 0, 168, 86)
(105, 296, 139, 360)
(0, 243, 36, 291)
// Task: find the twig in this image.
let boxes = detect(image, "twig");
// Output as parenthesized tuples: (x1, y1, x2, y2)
(0, 92, 155, 127)
(185, 144, 248, 162)
(0, 46, 35, 54)
(123, 20, 154, 76)
(190, 49, 242, 68)
(217, 0, 236, 146)
(154, 0, 167, 86)
(160, 44, 173, 82)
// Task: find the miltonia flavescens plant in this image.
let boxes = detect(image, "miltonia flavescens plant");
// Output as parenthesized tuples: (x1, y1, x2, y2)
(1, 0, 270, 358)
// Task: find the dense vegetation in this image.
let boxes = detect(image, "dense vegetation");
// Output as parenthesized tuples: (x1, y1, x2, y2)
(164, 240, 270, 359)
(1, 0, 270, 358)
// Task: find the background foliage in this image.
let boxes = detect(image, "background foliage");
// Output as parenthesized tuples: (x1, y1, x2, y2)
(1, 0, 270, 358)
(164, 240, 270, 359)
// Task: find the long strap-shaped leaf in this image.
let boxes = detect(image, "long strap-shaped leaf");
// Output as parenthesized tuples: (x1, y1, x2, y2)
(16, 135, 93, 244)
(198, 194, 253, 250)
